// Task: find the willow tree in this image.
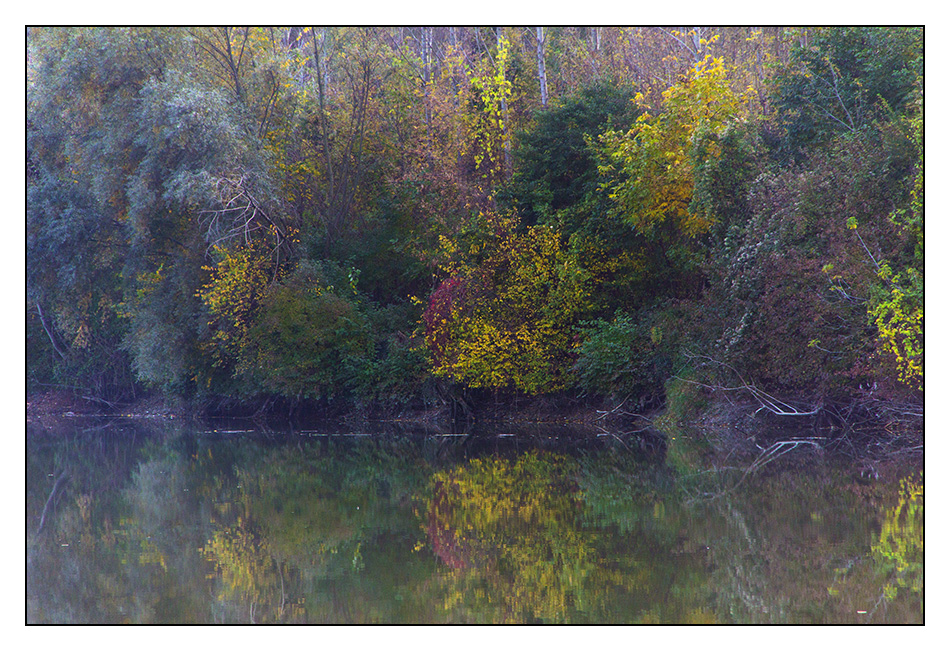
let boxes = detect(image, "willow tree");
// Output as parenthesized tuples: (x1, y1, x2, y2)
(27, 27, 296, 395)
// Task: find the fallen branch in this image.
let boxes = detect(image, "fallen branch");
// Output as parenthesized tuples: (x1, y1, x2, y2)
(81, 395, 119, 409)
(677, 353, 822, 417)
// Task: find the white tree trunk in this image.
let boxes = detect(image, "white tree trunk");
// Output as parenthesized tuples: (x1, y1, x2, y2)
(536, 27, 548, 107)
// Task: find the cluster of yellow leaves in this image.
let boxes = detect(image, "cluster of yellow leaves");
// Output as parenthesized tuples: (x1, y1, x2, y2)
(202, 522, 279, 610)
(464, 37, 513, 185)
(870, 270, 923, 390)
(872, 474, 923, 600)
(600, 56, 752, 237)
(197, 246, 273, 368)
(263, 130, 319, 207)
(870, 103, 922, 390)
(428, 222, 595, 394)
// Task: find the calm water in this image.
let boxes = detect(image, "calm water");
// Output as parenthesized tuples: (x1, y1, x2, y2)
(26, 417, 922, 624)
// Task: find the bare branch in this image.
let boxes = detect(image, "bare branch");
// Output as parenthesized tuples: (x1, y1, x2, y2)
(679, 353, 822, 416)
(35, 302, 67, 360)
(198, 174, 295, 258)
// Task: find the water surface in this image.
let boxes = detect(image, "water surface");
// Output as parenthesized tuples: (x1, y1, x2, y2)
(26, 418, 922, 624)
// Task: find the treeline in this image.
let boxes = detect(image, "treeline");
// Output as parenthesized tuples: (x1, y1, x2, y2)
(26, 27, 923, 415)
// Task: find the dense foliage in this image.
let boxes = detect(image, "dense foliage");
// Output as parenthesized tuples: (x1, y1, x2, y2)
(27, 26, 923, 414)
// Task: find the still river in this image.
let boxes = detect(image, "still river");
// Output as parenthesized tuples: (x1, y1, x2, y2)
(26, 416, 922, 624)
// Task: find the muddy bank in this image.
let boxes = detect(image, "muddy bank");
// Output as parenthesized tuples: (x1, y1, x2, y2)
(27, 391, 182, 428)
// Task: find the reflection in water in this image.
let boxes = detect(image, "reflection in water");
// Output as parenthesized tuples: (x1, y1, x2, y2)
(26, 419, 922, 624)
(870, 474, 923, 608)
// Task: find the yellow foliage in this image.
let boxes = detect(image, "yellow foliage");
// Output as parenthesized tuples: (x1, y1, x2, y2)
(197, 245, 274, 369)
(426, 221, 595, 393)
(600, 56, 750, 237)
(871, 267, 922, 390)
(871, 474, 923, 600)
(426, 453, 612, 622)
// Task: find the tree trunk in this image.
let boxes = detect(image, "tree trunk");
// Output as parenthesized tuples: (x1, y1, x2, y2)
(495, 27, 512, 176)
(310, 27, 337, 252)
(536, 27, 548, 107)
(423, 26, 434, 163)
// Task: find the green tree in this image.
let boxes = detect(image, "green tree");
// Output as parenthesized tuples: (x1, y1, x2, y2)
(27, 27, 171, 398)
(768, 27, 922, 159)
(499, 81, 639, 227)
(239, 263, 372, 401)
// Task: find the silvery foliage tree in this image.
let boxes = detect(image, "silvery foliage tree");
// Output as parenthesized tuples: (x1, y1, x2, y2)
(27, 27, 284, 393)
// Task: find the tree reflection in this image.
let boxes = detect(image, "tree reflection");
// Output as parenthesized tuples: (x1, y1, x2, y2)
(870, 473, 923, 610)
(27, 422, 922, 624)
(27, 422, 212, 623)
(199, 438, 433, 623)
(422, 450, 711, 623)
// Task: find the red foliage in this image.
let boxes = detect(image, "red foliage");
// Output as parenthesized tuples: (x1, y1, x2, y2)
(423, 276, 468, 365)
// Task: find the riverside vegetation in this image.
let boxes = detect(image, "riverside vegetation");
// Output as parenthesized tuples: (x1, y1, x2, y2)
(27, 27, 922, 433)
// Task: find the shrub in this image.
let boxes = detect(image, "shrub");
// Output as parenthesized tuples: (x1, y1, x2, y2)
(240, 264, 371, 401)
(572, 312, 668, 400)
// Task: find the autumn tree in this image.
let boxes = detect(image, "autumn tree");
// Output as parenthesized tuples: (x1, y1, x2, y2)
(26, 26, 923, 410)
(27, 27, 297, 395)
(424, 214, 595, 394)
(866, 93, 923, 389)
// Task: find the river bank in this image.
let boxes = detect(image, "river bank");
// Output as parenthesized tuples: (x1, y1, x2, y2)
(27, 386, 922, 447)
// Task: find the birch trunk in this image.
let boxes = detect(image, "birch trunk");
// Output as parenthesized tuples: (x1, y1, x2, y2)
(536, 27, 548, 107)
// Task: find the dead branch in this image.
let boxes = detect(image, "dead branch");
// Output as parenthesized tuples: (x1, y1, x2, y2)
(594, 394, 633, 420)
(677, 353, 822, 417)
(35, 302, 67, 361)
(198, 174, 295, 260)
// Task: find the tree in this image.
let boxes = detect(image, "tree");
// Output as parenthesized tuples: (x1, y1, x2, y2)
(501, 81, 638, 227)
(239, 263, 372, 401)
(424, 216, 595, 394)
(768, 27, 922, 159)
(27, 27, 167, 398)
(597, 56, 751, 239)
(688, 120, 917, 400)
(867, 94, 923, 389)
(27, 27, 296, 395)
(585, 56, 753, 310)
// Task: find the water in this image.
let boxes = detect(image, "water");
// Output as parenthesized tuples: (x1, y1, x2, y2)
(26, 417, 922, 624)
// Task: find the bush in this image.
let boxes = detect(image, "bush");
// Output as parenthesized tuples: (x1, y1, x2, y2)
(240, 264, 372, 401)
(572, 312, 669, 400)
